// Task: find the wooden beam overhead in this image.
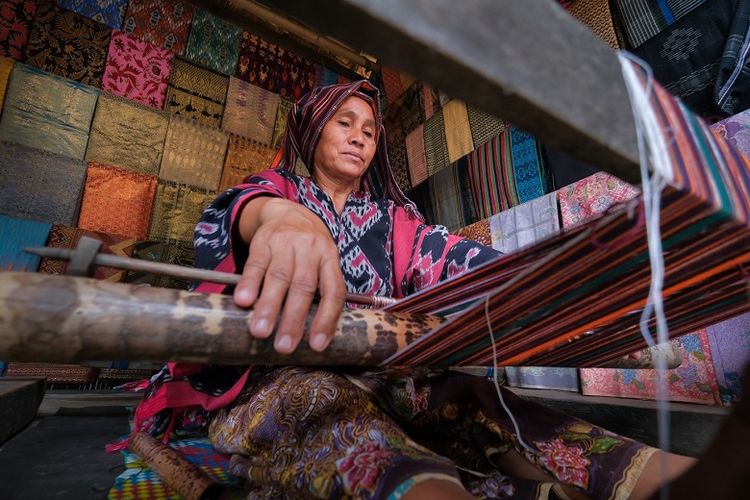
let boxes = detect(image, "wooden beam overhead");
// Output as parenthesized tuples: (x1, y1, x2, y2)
(272, 0, 641, 183)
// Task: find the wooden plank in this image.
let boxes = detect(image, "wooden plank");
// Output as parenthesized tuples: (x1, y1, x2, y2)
(0, 377, 45, 445)
(272, 0, 641, 183)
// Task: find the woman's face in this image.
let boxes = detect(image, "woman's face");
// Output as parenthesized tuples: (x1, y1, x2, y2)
(313, 96, 377, 186)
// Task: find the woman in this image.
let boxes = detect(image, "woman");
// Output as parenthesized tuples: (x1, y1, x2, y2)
(136, 80, 697, 499)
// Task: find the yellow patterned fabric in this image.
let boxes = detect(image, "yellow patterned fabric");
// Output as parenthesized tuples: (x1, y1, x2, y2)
(164, 58, 228, 127)
(0, 57, 13, 109)
(149, 181, 217, 242)
(85, 93, 169, 176)
(272, 97, 294, 149)
(220, 135, 276, 191)
(443, 100, 474, 163)
(159, 116, 229, 190)
(222, 77, 279, 145)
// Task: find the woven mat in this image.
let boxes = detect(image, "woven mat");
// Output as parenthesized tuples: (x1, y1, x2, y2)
(165, 58, 229, 127)
(159, 117, 228, 190)
(184, 9, 242, 76)
(220, 135, 276, 191)
(222, 77, 279, 145)
(568, 0, 620, 49)
(122, 0, 195, 55)
(58, 0, 128, 30)
(149, 181, 217, 242)
(443, 100, 474, 162)
(0, 215, 51, 272)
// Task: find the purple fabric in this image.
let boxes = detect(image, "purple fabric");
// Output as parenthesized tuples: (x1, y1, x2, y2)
(706, 313, 750, 405)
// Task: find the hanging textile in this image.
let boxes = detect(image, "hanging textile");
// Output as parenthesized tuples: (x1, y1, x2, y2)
(77, 162, 158, 240)
(422, 83, 439, 120)
(121, 0, 195, 55)
(381, 65, 415, 105)
(236, 30, 280, 92)
(276, 48, 317, 100)
(219, 135, 276, 191)
(25, 0, 111, 87)
(222, 77, 279, 145)
(567, 0, 620, 49)
(0, 141, 87, 225)
(159, 117, 229, 191)
(57, 0, 127, 30)
(0, 0, 36, 60)
(272, 97, 294, 149)
(467, 132, 516, 219)
(510, 127, 548, 204)
(706, 313, 750, 405)
(429, 159, 472, 233)
(0, 63, 98, 160)
(557, 172, 640, 229)
(455, 219, 492, 247)
(505, 367, 580, 392)
(442, 100, 474, 162)
(384, 84, 424, 193)
(613, 0, 707, 49)
(101, 30, 174, 109)
(423, 109, 450, 175)
(715, 0, 750, 115)
(38, 224, 136, 282)
(165, 58, 228, 127)
(0, 215, 51, 272)
(184, 9, 242, 76)
(467, 106, 507, 150)
(405, 124, 428, 187)
(489, 192, 560, 254)
(85, 93, 169, 176)
(149, 181, 217, 242)
(712, 107, 750, 151)
(0, 57, 12, 108)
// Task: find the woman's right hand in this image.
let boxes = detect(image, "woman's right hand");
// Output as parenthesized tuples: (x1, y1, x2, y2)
(233, 197, 346, 355)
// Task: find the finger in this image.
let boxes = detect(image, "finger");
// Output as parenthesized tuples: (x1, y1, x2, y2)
(234, 241, 271, 308)
(274, 247, 319, 354)
(248, 246, 294, 340)
(309, 253, 346, 352)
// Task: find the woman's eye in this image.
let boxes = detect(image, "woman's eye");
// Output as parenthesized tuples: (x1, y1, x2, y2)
(338, 120, 350, 127)
(364, 131, 374, 138)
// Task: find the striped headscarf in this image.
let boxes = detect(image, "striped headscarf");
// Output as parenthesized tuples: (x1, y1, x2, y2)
(271, 79, 421, 218)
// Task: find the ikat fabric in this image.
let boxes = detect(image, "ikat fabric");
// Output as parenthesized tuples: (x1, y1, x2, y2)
(159, 116, 229, 190)
(25, 0, 111, 87)
(706, 313, 750, 405)
(489, 192, 559, 254)
(184, 9, 241, 76)
(121, 0, 195, 55)
(0, 215, 51, 272)
(101, 30, 174, 109)
(442, 100, 474, 163)
(614, 0, 707, 48)
(219, 135, 276, 191)
(222, 77, 279, 145)
(236, 30, 280, 92)
(165, 58, 228, 127)
(557, 172, 640, 229)
(149, 181, 217, 242)
(0, 0, 36, 60)
(57, 0, 127, 30)
(509, 128, 547, 204)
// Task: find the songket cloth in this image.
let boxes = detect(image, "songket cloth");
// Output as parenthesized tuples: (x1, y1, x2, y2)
(222, 77, 279, 145)
(0, 62, 98, 160)
(712, 107, 750, 152)
(159, 117, 229, 190)
(706, 313, 750, 405)
(85, 93, 169, 176)
(77, 162, 158, 240)
(467, 105, 507, 150)
(613, 0, 706, 48)
(580, 331, 722, 405)
(715, 0, 750, 115)
(101, 30, 174, 109)
(235, 30, 280, 92)
(0, 141, 87, 225)
(271, 96, 293, 149)
(0, 57, 12, 107)
(405, 124, 427, 187)
(380, 65, 415, 105)
(25, 0, 111, 87)
(124, 239, 196, 290)
(0, 215, 51, 272)
(184, 9, 242, 76)
(454, 218, 491, 247)
(121, 0, 195, 55)
(442, 100, 474, 162)
(567, 0, 620, 49)
(38, 223, 136, 281)
(423, 110, 450, 176)
(557, 172, 640, 229)
(275, 47, 317, 100)
(57, 0, 126, 30)
(505, 367, 580, 392)
(0, 0, 36, 60)
(165, 58, 228, 127)
(489, 192, 559, 254)
(219, 135, 276, 191)
(149, 181, 217, 242)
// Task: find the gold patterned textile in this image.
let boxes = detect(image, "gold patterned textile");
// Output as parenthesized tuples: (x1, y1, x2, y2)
(443, 100, 474, 162)
(85, 93, 169, 176)
(0, 63, 98, 160)
(159, 116, 229, 190)
(272, 97, 294, 149)
(467, 106, 507, 150)
(149, 181, 217, 242)
(77, 162, 158, 240)
(220, 135, 276, 191)
(0, 57, 13, 109)
(164, 58, 228, 127)
(568, 0, 620, 50)
(222, 77, 279, 145)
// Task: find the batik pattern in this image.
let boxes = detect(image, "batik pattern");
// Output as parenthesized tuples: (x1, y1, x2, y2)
(57, 0, 127, 30)
(184, 9, 241, 76)
(0, 0, 36, 60)
(121, 0, 194, 55)
(557, 172, 640, 229)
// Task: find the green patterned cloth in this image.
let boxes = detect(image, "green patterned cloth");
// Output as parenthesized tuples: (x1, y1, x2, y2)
(184, 10, 242, 76)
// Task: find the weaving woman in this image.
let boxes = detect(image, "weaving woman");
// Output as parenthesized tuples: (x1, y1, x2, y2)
(132, 80, 702, 499)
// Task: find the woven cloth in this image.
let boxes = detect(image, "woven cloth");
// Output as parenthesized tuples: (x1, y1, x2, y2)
(383, 83, 424, 191)
(489, 192, 560, 254)
(77, 162, 158, 239)
(165, 58, 228, 127)
(125, 239, 197, 290)
(25, 0, 111, 87)
(222, 77, 279, 145)
(706, 313, 750, 405)
(220, 135, 276, 190)
(467, 131, 516, 219)
(101, 30, 174, 109)
(381, 65, 415, 105)
(275, 48, 317, 100)
(422, 83, 440, 120)
(505, 367, 579, 392)
(149, 181, 217, 242)
(159, 117, 228, 190)
(0, 0, 36, 60)
(236, 30, 280, 92)
(715, 0, 750, 115)
(467, 106, 507, 150)
(0, 215, 51, 272)
(405, 124, 428, 187)
(0, 57, 12, 108)
(542, 144, 600, 190)
(442, 100, 474, 162)
(0, 63, 98, 159)
(423, 110, 450, 176)
(272, 96, 294, 149)
(122, 0, 195, 55)
(613, 0, 706, 48)
(58, 0, 127, 30)
(429, 162, 464, 232)
(184, 9, 242, 76)
(509, 127, 548, 203)
(0, 141, 87, 224)
(455, 218, 492, 247)
(6, 363, 99, 384)
(567, 0, 620, 49)
(85, 93, 169, 176)
(557, 172, 640, 229)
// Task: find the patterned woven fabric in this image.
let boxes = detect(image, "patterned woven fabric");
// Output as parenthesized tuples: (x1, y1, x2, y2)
(706, 313, 750, 405)
(0, 141, 87, 224)
(557, 172, 640, 229)
(38, 224, 136, 281)
(160, 117, 229, 190)
(509, 128, 548, 204)
(467, 106, 507, 150)
(567, 0, 620, 49)
(6, 363, 98, 383)
(715, 0, 750, 115)
(101, 30, 174, 109)
(220, 135, 276, 191)
(423, 110, 450, 175)
(85, 93, 169, 176)
(405, 124, 427, 187)
(383, 83, 424, 191)
(124, 239, 167, 286)
(58, 0, 127, 30)
(489, 192, 560, 254)
(184, 9, 242, 76)
(467, 131, 516, 219)
(272, 96, 293, 149)
(276, 48, 317, 100)
(455, 218, 491, 247)
(712, 108, 750, 152)
(222, 77, 279, 145)
(614, 0, 706, 48)
(149, 181, 217, 242)
(442, 100, 474, 162)
(429, 162, 466, 232)
(422, 83, 440, 120)
(0, 215, 51, 272)
(380, 65, 415, 105)
(25, 0, 111, 87)
(0, 63, 98, 159)
(122, 0, 195, 55)
(236, 30, 280, 92)
(165, 58, 228, 127)
(77, 162, 158, 240)
(0, 0, 36, 60)
(0, 57, 12, 108)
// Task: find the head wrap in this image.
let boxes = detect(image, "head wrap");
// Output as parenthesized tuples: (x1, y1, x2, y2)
(271, 79, 421, 219)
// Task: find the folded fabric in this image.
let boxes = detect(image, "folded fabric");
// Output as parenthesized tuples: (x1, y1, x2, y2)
(442, 100, 474, 162)
(422, 83, 440, 120)
(467, 106, 507, 150)
(149, 181, 217, 242)
(159, 117, 229, 190)
(405, 124, 428, 187)
(489, 192, 559, 254)
(567, 0, 620, 49)
(613, 0, 706, 48)
(711, 107, 750, 152)
(165, 58, 228, 127)
(714, 0, 750, 115)
(0, 215, 51, 272)
(429, 161, 465, 232)
(423, 110, 450, 176)
(557, 172, 640, 229)
(509, 127, 548, 204)
(58, 0, 127, 30)
(220, 135, 276, 191)
(121, 0, 195, 55)
(706, 313, 750, 405)
(0, 57, 12, 108)
(222, 77, 279, 145)
(184, 9, 242, 76)
(0, 0, 37, 60)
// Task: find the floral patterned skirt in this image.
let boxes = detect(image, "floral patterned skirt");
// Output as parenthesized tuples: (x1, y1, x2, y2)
(209, 367, 656, 499)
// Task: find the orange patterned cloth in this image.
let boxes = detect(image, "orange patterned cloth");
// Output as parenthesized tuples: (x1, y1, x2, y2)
(220, 135, 276, 191)
(455, 219, 491, 247)
(77, 162, 158, 239)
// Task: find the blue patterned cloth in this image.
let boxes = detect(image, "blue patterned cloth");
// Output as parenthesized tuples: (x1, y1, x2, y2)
(509, 127, 547, 204)
(0, 215, 52, 272)
(58, 0, 128, 29)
